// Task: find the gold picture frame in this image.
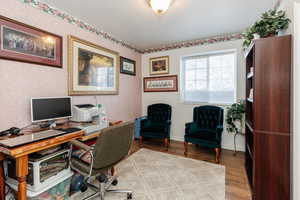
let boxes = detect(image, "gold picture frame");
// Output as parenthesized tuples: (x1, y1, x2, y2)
(149, 56, 169, 75)
(68, 35, 120, 95)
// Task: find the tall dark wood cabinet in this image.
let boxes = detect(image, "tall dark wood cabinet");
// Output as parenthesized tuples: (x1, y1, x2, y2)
(244, 35, 291, 200)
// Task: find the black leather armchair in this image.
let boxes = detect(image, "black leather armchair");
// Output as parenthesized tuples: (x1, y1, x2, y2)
(184, 105, 224, 163)
(140, 104, 172, 149)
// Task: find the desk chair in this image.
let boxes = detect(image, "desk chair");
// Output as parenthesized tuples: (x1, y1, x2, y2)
(70, 121, 134, 200)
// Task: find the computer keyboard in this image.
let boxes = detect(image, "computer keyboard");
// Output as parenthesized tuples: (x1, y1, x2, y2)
(0, 128, 81, 148)
(55, 127, 82, 133)
(34, 129, 66, 140)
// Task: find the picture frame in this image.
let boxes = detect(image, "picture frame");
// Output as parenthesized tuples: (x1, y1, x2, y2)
(144, 75, 178, 92)
(68, 35, 120, 95)
(0, 15, 62, 68)
(120, 56, 136, 76)
(149, 56, 169, 75)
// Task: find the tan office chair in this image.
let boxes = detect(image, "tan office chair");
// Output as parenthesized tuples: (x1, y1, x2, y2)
(70, 121, 134, 200)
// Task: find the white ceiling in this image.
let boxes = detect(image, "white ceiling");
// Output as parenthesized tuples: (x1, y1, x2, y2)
(40, 0, 276, 50)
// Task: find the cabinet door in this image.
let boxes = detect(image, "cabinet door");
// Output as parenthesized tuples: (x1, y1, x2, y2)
(254, 133, 290, 200)
(254, 35, 291, 134)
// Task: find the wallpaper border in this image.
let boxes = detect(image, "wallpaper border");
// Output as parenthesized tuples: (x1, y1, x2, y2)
(18, 0, 243, 54)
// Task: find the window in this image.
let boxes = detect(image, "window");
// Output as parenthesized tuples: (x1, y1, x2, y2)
(182, 51, 237, 104)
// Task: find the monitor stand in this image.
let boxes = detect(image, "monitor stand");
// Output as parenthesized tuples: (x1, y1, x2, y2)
(38, 121, 56, 129)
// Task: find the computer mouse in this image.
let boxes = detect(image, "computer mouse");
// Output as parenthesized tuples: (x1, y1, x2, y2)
(8, 127, 21, 135)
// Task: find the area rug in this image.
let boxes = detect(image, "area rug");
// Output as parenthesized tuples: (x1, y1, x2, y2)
(73, 148, 225, 200)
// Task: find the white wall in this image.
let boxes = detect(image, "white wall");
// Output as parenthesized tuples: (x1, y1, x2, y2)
(0, 1, 142, 130)
(293, 1, 300, 200)
(141, 40, 246, 151)
(279, 1, 300, 199)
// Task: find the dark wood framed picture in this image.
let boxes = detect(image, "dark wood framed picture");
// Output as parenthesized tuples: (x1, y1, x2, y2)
(144, 75, 178, 92)
(0, 16, 62, 68)
(120, 56, 136, 76)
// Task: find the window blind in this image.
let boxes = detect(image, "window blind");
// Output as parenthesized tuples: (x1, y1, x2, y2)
(182, 52, 237, 104)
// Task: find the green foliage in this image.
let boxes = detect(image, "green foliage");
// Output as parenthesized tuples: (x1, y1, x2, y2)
(226, 100, 245, 134)
(242, 26, 255, 48)
(243, 9, 291, 48)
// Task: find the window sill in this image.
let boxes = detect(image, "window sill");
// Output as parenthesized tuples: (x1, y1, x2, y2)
(182, 101, 234, 107)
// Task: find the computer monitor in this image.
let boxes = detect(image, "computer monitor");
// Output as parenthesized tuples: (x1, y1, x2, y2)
(31, 97, 72, 123)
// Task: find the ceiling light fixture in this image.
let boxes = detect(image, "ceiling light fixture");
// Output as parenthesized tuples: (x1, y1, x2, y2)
(149, 0, 172, 14)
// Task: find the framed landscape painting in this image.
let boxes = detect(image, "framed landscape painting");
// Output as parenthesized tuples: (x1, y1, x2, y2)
(0, 16, 62, 67)
(68, 35, 119, 95)
(144, 75, 178, 92)
(149, 56, 169, 75)
(120, 56, 136, 76)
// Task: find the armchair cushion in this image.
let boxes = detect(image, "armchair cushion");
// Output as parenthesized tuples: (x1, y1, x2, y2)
(186, 123, 218, 140)
(185, 131, 219, 142)
(141, 120, 168, 133)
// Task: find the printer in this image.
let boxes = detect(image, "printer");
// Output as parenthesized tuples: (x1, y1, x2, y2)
(72, 104, 100, 122)
(72, 104, 108, 135)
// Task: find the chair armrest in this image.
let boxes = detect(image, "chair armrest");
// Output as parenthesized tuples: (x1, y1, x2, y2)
(141, 117, 148, 122)
(215, 125, 224, 141)
(70, 140, 93, 152)
(69, 140, 95, 177)
(137, 116, 147, 120)
(216, 125, 224, 132)
(185, 122, 193, 128)
(185, 122, 193, 133)
(166, 120, 171, 125)
(140, 118, 148, 127)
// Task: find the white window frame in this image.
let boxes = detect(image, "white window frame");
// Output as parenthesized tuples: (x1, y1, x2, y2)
(180, 49, 238, 105)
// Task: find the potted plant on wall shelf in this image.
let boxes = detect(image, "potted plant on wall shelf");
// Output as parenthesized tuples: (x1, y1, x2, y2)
(225, 100, 245, 154)
(243, 9, 291, 48)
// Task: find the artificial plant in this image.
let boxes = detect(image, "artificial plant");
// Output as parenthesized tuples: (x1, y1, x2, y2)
(243, 9, 291, 48)
(242, 26, 255, 48)
(226, 100, 245, 134)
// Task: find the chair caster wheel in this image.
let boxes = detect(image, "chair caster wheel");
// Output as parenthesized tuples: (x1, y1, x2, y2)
(127, 193, 133, 199)
(80, 184, 88, 192)
(112, 179, 118, 186)
(97, 174, 108, 183)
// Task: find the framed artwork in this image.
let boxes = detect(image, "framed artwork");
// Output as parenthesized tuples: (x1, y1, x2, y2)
(144, 75, 178, 92)
(0, 15, 62, 67)
(120, 56, 136, 76)
(149, 56, 169, 75)
(68, 35, 119, 95)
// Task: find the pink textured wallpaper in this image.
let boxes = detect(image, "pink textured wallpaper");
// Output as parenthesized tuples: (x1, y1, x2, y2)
(0, 1, 142, 130)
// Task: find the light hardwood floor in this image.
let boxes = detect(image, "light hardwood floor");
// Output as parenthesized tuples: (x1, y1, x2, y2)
(131, 139, 251, 200)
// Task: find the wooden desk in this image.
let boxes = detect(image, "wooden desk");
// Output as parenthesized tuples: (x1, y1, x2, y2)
(80, 131, 100, 141)
(0, 120, 122, 199)
(0, 130, 84, 200)
(79, 120, 123, 142)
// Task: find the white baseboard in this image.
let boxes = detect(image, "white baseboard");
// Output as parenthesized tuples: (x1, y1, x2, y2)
(221, 143, 245, 152)
(170, 135, 245, 152)
(171, 136, 184, 142)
